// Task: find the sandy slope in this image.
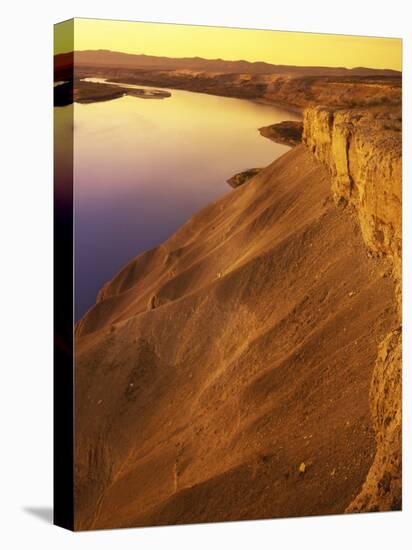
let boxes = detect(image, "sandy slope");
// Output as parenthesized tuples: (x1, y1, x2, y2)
(74, 146, 397, 530)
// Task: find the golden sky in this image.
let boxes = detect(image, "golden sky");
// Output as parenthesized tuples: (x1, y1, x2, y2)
(55, 18, 402, 71)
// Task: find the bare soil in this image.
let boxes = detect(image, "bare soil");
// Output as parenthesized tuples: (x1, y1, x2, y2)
(74, 146, 397, 530)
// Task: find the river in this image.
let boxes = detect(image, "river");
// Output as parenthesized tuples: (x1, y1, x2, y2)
(56, 79, 300, 319)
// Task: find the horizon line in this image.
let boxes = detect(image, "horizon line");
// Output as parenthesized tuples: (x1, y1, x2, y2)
(54, 48, 402, 73)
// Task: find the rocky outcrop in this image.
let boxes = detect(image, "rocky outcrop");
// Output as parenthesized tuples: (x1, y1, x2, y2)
(226, 168, 261, 188)
(259, 121, 303, 147)
(263, 76, 401, 111)
(347, 329, 402, 512)
(302, 105, 402, 512)
(303, 107, 401, 283)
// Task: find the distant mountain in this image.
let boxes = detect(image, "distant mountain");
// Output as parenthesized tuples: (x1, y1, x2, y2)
(54, 50, 401, 77)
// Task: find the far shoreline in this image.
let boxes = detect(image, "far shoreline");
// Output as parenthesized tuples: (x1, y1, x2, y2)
(54, 75, 303, 118)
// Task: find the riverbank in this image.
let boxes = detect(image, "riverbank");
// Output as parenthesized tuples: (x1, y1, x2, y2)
(226, 120, 303, 188)
(54, 79, 171, 106)
(72, 67, 401, 113)
(55, 51, 401, 113)
(74, 99, 401, 527)
(62, 52, 402, 526)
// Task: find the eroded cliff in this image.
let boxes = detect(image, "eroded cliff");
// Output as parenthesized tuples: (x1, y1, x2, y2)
(74, 144, 398, 529)
(303, 105, 402, 512)
(72, 90, 402, 529)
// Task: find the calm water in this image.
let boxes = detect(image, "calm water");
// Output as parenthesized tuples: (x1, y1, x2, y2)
(57, 81, 300, 319)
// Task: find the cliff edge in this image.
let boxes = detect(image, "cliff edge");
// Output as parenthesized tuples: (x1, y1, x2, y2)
(303, 105, 402, 511)
(74, 140, 399, 528)
(72, 74, 402, 526)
